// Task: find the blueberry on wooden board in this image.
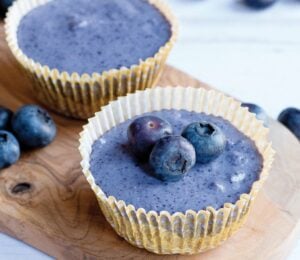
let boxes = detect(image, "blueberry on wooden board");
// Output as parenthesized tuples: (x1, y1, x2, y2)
(0, 106, 13, 130)
(278, 108, 300, 140)
(0, 0, 14, 17)
(12, 105, 56, 148)
(0, 130, 20, 169)
(242, 102, 268, 127)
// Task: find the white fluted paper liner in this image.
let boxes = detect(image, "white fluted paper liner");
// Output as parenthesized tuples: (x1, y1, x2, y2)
(5, 0, 178, 119)
(79, 86, 275, 254)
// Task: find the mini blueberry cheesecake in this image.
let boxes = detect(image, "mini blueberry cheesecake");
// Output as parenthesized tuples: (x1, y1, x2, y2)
(79, 87, 275, 254)
(5, 0, 177, 119)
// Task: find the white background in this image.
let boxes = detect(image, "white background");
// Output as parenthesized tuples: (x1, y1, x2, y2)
(1, 0, 299, 259)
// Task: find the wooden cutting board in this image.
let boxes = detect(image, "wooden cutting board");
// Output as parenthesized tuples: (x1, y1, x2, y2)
(0, 23, 300, 260)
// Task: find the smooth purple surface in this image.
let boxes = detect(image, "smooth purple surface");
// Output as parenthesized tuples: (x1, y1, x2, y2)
(17, 0, 171, 75)
(90, 110, 263, 213)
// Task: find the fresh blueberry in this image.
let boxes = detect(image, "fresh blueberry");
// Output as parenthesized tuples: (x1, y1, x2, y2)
(243, 0, 277, 9)
(0, 0, 14, 17)
(0, 130, 20, 169)
(182, 121, 226, 164)
(241, 102, 268, 126)
(278, 107, 300, 140)
(0, 106, 13, 130)
(149, 136, 196, 182)
(12, 105, 56, 148)
(128, 116, 173, 160)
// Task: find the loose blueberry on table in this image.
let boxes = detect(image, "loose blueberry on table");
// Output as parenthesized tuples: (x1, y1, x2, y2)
(278, 107, 300, 140)
(241, 102, 268, 127)
(12, 105, 56, 148)
(243, 0, 277, 9)
(128, 116, 173, 160)
(0, 106, 13, 130)
(149, 135, 196, 182)
(182, 121, 226, 164)
(0, 0, 14, 17)
(0, 130, 20, 169)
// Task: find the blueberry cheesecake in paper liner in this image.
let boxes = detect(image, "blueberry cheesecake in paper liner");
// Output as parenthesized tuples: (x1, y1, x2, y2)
(5, 0, 177, 119)
(79, 86, 275, 255)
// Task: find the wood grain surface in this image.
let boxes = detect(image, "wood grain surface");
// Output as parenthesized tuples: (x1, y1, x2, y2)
(0, 23, 300, 260)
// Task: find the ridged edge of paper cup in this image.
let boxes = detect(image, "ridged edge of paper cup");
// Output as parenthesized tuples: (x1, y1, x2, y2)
(79, 86, 275, 255)
(5, 0, 178, 119)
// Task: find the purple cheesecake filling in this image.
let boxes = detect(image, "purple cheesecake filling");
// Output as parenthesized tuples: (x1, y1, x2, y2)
(17, 0, 171, 75)
(90, 110, 263, 213)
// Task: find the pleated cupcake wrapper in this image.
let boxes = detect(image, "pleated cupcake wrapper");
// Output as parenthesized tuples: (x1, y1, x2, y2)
(5, 0, 178, 119)
(79, 86, 275, 255)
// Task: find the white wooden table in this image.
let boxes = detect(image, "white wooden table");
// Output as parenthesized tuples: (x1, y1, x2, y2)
(1, 0, 299, 259)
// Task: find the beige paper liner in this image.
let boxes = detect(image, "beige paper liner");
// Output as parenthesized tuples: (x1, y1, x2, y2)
(79, 86, 275, 255)
(5, 0, 178, 119)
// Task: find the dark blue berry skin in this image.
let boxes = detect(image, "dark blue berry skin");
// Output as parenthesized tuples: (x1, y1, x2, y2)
(128, 116, 173, 160)
(12, 105, 56, 148)
(243, 0, 277, 9)
(149, 136, 196, 182)
(0, 130, 20, 169)
(0, 0, 14, 17)
(278, 107, 300, 140)
(0, 106, 13, 130)
(182, 121, 226, 164)
(242, 103, 268, 127)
